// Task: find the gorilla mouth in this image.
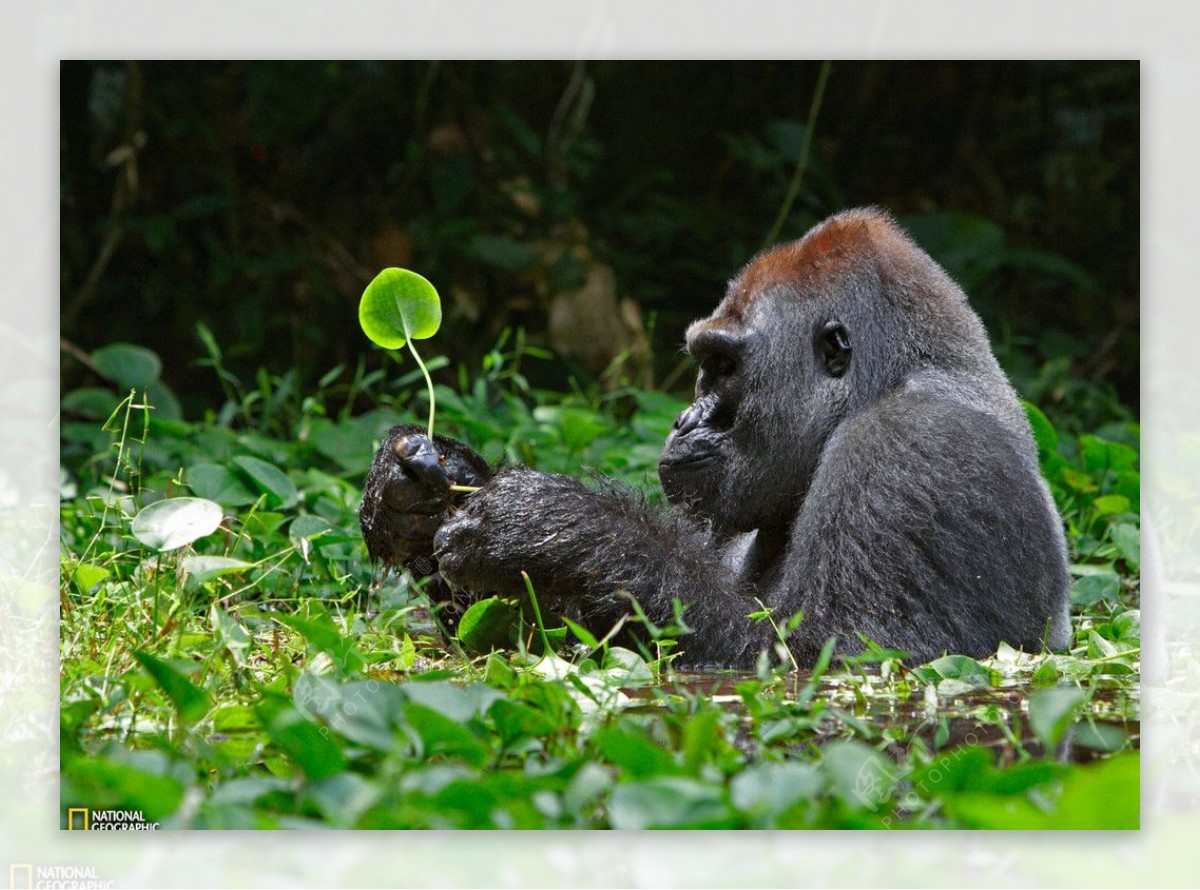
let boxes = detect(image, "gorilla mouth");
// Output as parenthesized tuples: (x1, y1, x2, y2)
(660, 452, 719, 471)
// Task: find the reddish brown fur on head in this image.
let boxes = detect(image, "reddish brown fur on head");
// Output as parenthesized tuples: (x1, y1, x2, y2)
(700, 208, 920, 333)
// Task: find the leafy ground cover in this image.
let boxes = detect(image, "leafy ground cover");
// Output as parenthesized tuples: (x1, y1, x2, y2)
(59, 336, 1140, 829)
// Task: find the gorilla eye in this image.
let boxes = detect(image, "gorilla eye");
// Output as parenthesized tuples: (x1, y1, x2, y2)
(818, 321, 852, 378)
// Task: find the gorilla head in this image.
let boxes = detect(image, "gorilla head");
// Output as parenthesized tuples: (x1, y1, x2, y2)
(659, 208, 1017, 536)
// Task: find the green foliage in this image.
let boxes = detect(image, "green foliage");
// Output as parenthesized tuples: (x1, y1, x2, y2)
(59, 338, 1140, 830)
(1023, 400, 1140, 618)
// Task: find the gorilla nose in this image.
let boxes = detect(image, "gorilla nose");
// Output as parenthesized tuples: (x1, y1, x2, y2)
(673, 403, 704, 437)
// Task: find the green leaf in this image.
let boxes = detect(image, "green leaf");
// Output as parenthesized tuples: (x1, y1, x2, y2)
(62, 387, 122, 420)
(1051, 752, 1139, 828)
(62, 756, 185, 822)
(1079, 435, 1138, 475)
(130, 497, 223, 551)
(1092, 494, 1131, 516)
(241, 510, 286, 538)
(532, 406, 609, 451)
(680, 709, 724, 774)
(1028, 686, 1086, 749)
(608, 777, 733, 829)
(986, 760, 1064, 796)
(293, 676, 401, 750)
(72, 562, 111, 593)
(1069, 573, 1120, 606)
(563, 616, 599, 650)
(257, 696, 347, 781)
(1031, 658, 1060, 686)
(402, 702, 489, 768)
(288, 514, 345, 551)
(599, 647, 653, 685)
(1110, 609, 1141, 646)
(912, 654, 993, 688)
(822, 740, 899, 811)
(210, 605, 250, 655)
(232, 455, 298, 509)
(909, 745, 995, 796)
(1022, 401, 1058, 459)
(484, 654, 518, 689)
(358, 267, 442, 349)
(488, 698, 556, 745)
(92, 343, 162, 390)
(307, 417, 375, 475)
(186, 462, 257, 507)
(944, 790, 1052, 829)
(182, 555, 253, 587)
(1004, 247, 1098, 293)
(401, 680, 503, 722)
(275, 613, 366, 675)
(60, 699, 99, 761)
(1111, 523, 1140, 567)
(730, 761, 821, 821)
(1113, 469, 1140, 508)
(146, 379, 184, 421)
(1069, 721, 1127, 753)
(1060, 466, 1098, 493)
(1086, 630, 1119, 659)
(595, 726, 681, 778)
(133, 651, 211, 723)
(456, 597, 518, 653)
(306, 772, 379, 827)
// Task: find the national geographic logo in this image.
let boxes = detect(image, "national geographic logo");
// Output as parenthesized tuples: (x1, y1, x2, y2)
(64, 808, 160, 831)
(7, 864, 114, 889)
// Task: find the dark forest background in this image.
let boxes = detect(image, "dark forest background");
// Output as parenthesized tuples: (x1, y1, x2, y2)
(60, 60, 1139, 427)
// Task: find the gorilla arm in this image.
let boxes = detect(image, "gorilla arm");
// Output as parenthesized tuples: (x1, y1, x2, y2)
(432, 466, 776, 666)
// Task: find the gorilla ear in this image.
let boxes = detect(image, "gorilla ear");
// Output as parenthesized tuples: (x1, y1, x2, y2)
(818, 320, 852, 378)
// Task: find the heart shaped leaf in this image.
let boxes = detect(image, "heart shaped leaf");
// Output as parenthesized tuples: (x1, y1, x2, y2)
(359, 268, 442, 350)
(457, 597, 519, 654)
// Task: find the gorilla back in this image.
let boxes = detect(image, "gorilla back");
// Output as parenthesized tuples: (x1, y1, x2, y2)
(361, 207, 1071, 668)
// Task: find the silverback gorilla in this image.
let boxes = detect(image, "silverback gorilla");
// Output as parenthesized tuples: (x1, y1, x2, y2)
(360, 208, 1072, 668)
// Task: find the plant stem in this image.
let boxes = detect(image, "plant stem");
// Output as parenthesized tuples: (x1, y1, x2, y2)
(761, 59, 832, 250)
(521, 571, 553, 656)
(406, 338, 437, 439)
(449, 485, 480, 493)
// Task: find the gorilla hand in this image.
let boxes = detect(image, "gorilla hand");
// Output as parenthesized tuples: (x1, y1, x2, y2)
(433, 467, 589, 598)
(359, 424, 492, 571)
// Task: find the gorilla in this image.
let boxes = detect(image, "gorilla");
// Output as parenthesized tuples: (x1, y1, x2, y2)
(360, 208, 1071, 668)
